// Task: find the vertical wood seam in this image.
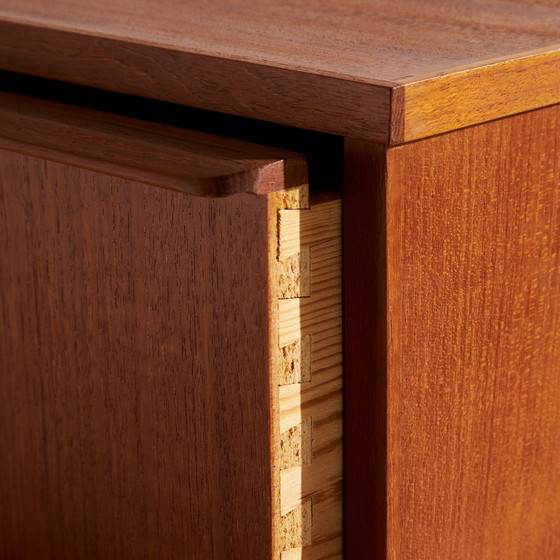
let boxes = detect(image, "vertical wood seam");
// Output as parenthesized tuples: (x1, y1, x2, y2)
(273, 192, 343, 559)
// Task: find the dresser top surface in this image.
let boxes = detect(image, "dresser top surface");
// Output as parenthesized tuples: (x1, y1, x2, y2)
(1, 0, 559, 142)
(1, 0, 559, 84)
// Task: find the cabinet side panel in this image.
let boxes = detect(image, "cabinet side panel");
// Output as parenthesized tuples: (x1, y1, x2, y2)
(344, 140, 388, 560)
(386, 106, 560, 559)
(0, 151, 273, 559)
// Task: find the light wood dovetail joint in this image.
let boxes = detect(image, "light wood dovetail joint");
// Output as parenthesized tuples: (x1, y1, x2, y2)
(268, 186, 343, 560)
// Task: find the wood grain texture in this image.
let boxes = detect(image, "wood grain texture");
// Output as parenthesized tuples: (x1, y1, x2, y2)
(395, 47, 560, 142)
(270, 191, 343, 560)
(0, 140, 342, 558)
(1, 1, 560, 141)
(0, 151, 276, 559)
(0, 20, 391, 141)
(0, 91, 307, 197)
(346, 104, 560, 558)
(387, 105, 560, 558)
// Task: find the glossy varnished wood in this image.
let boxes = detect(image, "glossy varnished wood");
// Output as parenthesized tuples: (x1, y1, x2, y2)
(1, 1, 559, 141)
(0, 91, 307, 197)
(0, 151, 276, 559)
(346, 105, 560, 558)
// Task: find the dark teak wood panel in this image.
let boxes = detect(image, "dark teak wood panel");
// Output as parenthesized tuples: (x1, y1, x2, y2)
(2, 1, 560, 141)
(0, 19, 392, 142)
(0, 151, 273, 559)
(346, 105, 560, 559)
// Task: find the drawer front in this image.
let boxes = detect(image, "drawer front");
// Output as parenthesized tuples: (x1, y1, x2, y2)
(0, 93, 342, 559)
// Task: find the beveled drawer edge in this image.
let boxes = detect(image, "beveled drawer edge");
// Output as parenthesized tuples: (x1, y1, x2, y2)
(0, 90, 307, 198)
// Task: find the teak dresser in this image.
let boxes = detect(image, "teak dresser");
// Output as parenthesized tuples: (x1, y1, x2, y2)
(1, 1, 560, 559)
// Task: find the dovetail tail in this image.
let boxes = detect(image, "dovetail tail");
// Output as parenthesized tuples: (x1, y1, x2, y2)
(279, 417, 312, 470)
(280, 500, 313, 552)
(277, 249, 311, 299)
(279, 335, 311, 385)
(274, 190, 342, 558)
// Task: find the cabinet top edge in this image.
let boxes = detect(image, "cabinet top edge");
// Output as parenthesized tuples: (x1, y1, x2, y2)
(1, 0, 560, 143)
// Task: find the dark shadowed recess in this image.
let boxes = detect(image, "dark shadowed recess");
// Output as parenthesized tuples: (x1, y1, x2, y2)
(0, 70, 343, 194)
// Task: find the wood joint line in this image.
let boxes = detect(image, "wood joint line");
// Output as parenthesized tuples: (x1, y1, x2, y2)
(273, 189, 342, 558)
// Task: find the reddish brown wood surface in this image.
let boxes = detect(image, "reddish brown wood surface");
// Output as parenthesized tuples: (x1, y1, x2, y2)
(1, 1, 560, 141)
(346, 105, 560, 558)
(0, 150, 274, 559)
(344, 140, 387, 560)
(0, 91, 307, 197)
(395, 46, 560, 142)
